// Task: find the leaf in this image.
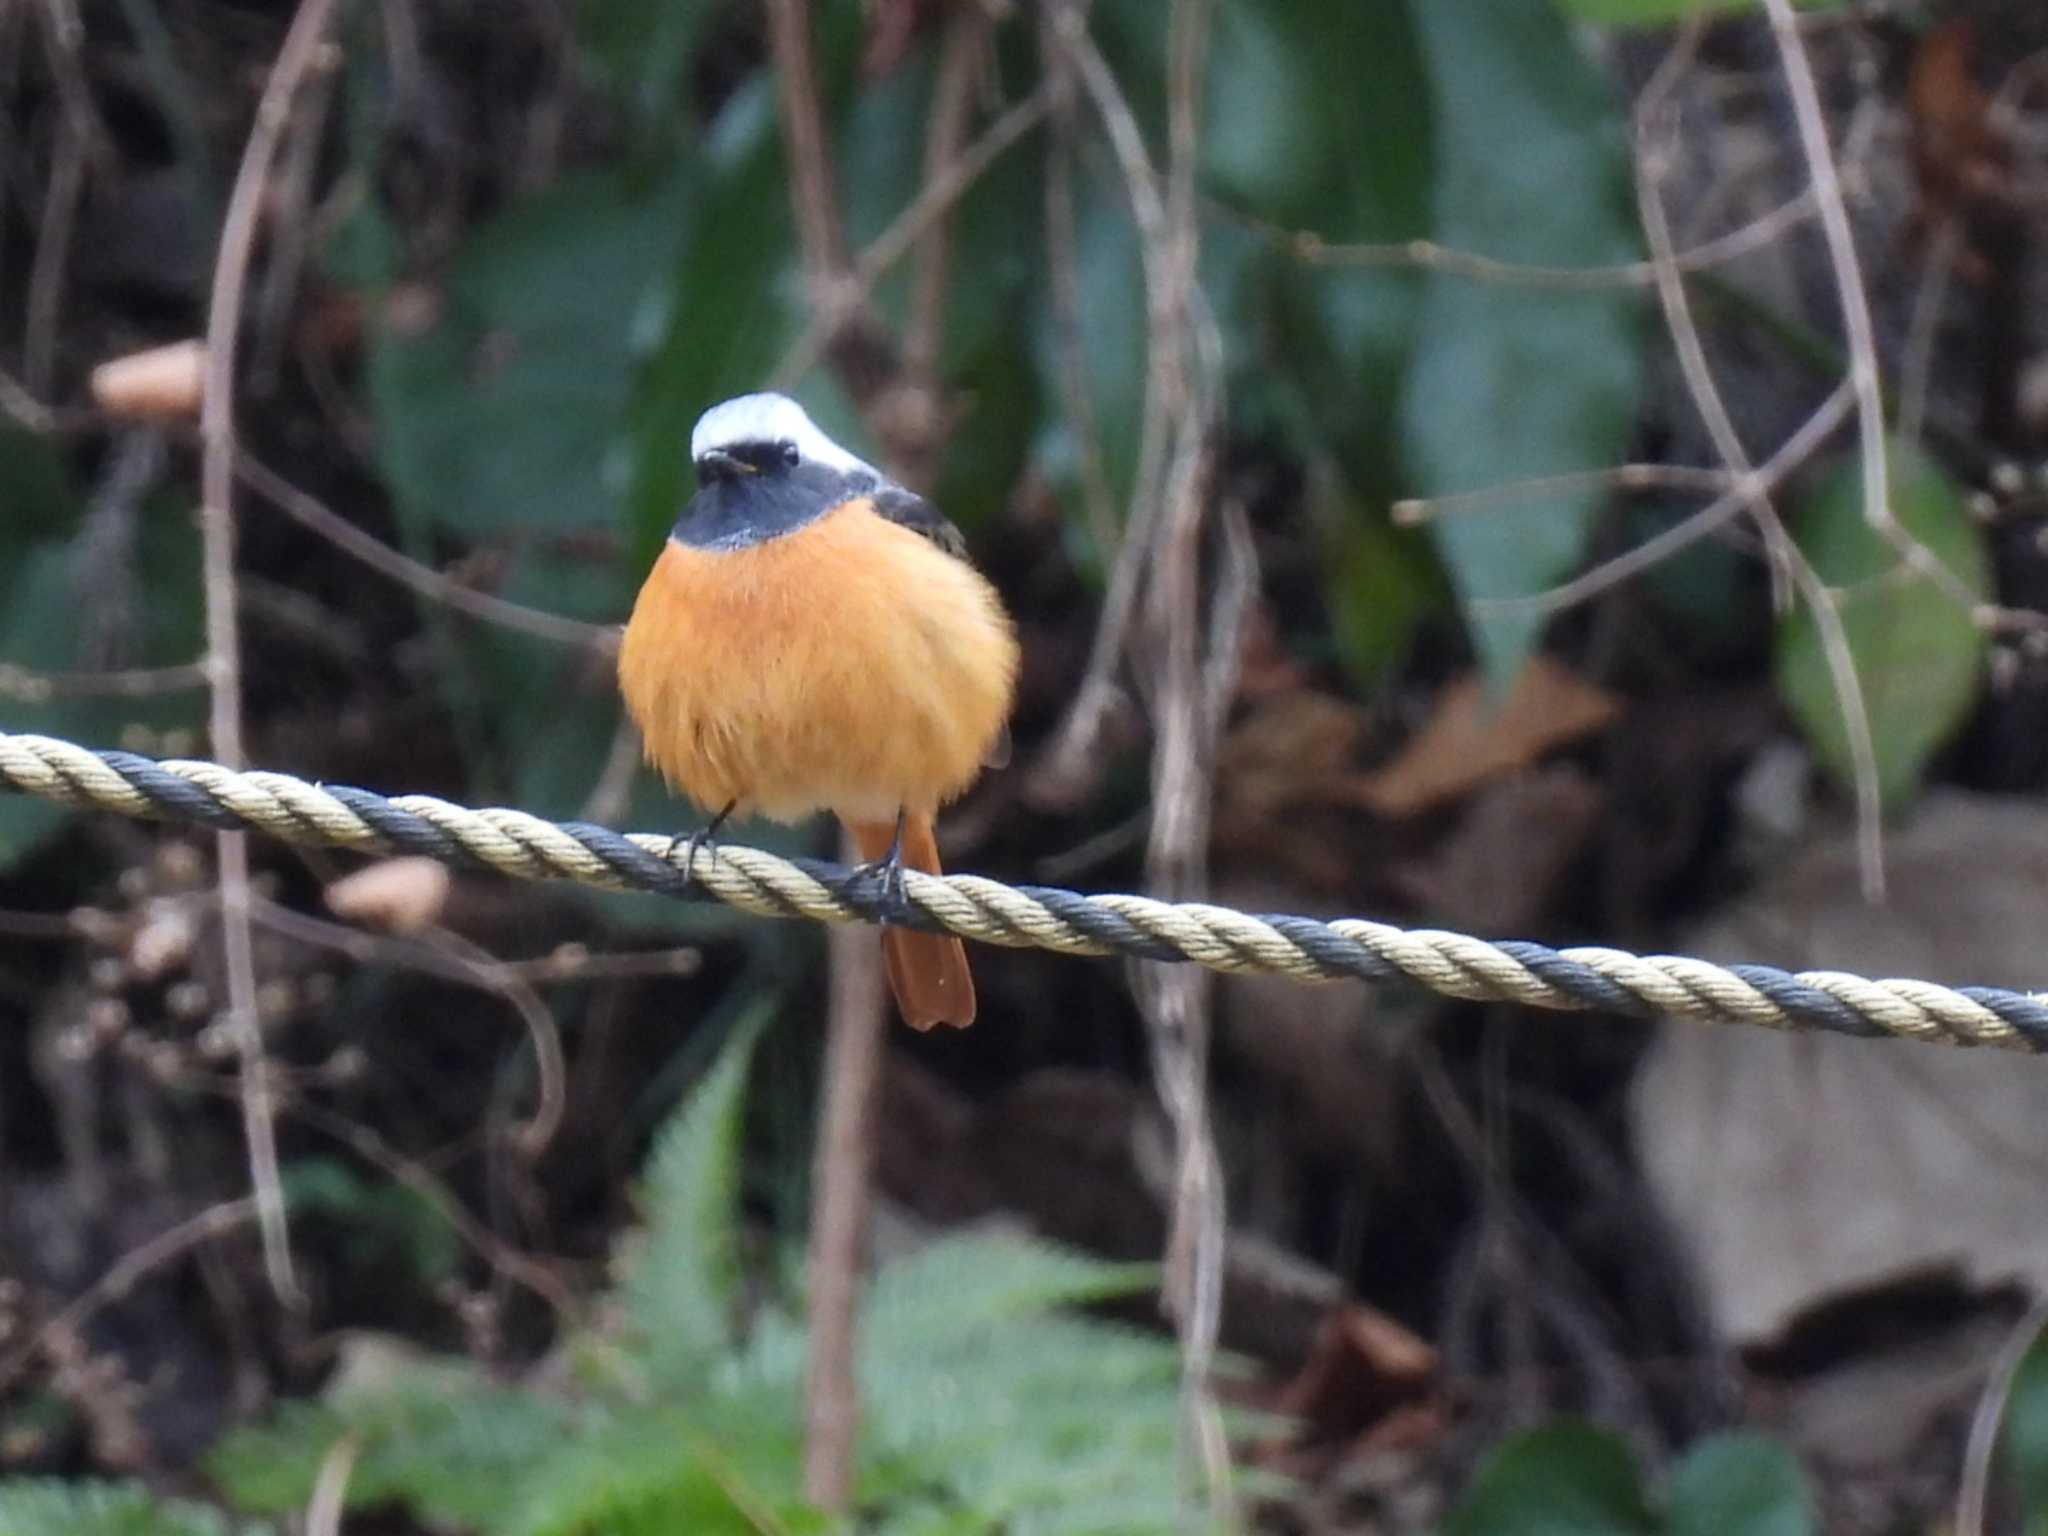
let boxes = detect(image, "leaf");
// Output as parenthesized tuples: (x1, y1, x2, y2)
(1027, 156, 1149, 556)
(856, 1234, 1198, 1534)
(2003, 1321, 2048, 1536)
(0, 498, 205, 870)
(209, 1376, 570, 1529)
(861, 1231, 1158, 1363)
(0, 1481, 272, 1536)
(626, 999, 771, 1387)
(1666, 1433, 1816, 1536)
(370, 164, 693, 542)
(1358, 656, 1618, 817)
(1444, 1421, 1656, 1535)
(1398, 0, 1646, 688)
(623, 78, 807, 562)
(513, 1397, 830, 1536)
(280, 1156, 461, 1287)
(1319, 468, 1445, 689)
(0, 421, 79, 543)
(1554, 0, 1846, 25)
(1775, 441, 1988, 811)
(577, 0, 719, 129)
(1204, 0, 1433, 243)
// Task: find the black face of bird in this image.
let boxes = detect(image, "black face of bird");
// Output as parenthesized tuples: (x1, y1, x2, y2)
(694, 439, 805, 484)
(673, 452, 878, 554)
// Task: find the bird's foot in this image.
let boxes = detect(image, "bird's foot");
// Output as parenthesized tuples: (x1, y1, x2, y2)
(673, 800, 737, 889)
(848, 810, 916, 926)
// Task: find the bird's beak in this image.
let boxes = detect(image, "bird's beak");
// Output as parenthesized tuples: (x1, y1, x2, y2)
(696, 448, 749, 483)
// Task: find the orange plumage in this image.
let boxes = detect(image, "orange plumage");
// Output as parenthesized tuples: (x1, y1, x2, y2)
(618, 494, 1017, 1028)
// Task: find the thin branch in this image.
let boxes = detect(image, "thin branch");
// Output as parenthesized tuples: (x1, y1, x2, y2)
(0, 363, 57, 432)
(236, 453, 617, 651)
(761, 5, 879, 1513)
(1956, 1296, 2048, 1536)
(1898, 218, 1961, 452)
(198, 0, 342, 1310)
(902, 8, 985, 393)
(1393, 463, 1739, 523)
(763, 0, 851, 301)
(280, 1097, 577, 1322)
(24, 0, 101, 396)
(0, 1198, 261, 1394)
(0, 660, 211, 701)
(1763, 0, 1886, 515)
(1474, 381, 1855, 620)
(1253, 187, 1817, 290)
(769, 85, 1051, 389)
(1029, 8, 1180, 806)
(801, 837, 889, 1513)
(1041, 11, 1119, 559)
(305, 1433, 363, 1536)
(1637, 25, 1885, 898)
(250, 898, 567, 1159)
(1763, 0, 1989, 621)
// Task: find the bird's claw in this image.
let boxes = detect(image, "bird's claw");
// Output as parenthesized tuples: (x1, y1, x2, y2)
(673, 800, 737, 890)
(849, 812, 916, 926)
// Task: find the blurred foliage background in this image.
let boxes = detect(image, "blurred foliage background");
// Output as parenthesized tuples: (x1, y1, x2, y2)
(6, 0, 2048, 1531)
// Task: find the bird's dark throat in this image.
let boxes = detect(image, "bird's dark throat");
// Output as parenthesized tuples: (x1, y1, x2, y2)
(670, 460, 878, 552)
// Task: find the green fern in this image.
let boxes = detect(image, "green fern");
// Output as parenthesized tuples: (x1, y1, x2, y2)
(0, 1479, 273, 1536)
(203, 1015, 1233, 1535)
(623, 999, 770, 1389)
(511, 1396, 829, 1536)
(209, 1370, 572, 1529)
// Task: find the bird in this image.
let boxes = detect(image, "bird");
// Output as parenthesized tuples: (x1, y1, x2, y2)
(617, 392, 1019, 1029)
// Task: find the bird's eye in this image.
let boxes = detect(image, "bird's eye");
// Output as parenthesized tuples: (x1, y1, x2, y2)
(779, 442, 801, 468)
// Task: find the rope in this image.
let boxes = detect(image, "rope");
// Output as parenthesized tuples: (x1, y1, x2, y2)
(2, 729, 2045, 1051)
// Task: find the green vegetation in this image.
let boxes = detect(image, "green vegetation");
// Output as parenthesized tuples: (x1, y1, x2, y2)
(42, 1013, 1210, 1535)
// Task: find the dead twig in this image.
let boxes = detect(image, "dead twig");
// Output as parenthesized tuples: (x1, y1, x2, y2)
(1257, 187, 1817, 290)
(0, 660, 211, 701)
(1040, 6, 1119, 560)
(1762, 1, 2010, 629)
(305, 1432, 364, 1536)
(1028, 7, 1188, 808)
(277, 1096, 579, 1323)
(802, 834, 890, 1513)
(24, 0, 103, 396)
(0, 1198, 261, 1395)
(1637, 23, 1885, 898)
(235, 453, 618, 652)
(769, 86, 1052, 390)
(903, 8, 987, 397)
(198, 0, 343, 1311)
(1474, 381, 1855, 621)
(763, 0, 852, 307)
(250, 898, 567, 1160)
(1956, 1296, 2048, 1536)
(762, 3, 886, 1512)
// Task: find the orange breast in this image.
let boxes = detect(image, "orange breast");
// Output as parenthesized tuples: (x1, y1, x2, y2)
(616, 499, 1018, 824)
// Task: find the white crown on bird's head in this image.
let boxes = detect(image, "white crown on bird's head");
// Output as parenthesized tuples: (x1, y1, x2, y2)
(690, 393, 875, 477)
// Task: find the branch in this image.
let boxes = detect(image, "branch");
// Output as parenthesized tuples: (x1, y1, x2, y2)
(198, 0, 342, 1310)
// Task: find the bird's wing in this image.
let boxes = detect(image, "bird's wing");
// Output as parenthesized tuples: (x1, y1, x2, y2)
(870, 485, 971, 562)
(867, 484, 1006, 766)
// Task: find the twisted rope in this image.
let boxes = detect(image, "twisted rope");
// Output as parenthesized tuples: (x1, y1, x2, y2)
(2, 729, 2045, 1050)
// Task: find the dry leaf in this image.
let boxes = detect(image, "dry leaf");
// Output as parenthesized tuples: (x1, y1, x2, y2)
(1905, 20, 2015, 283)
(90, 340, 206, 421)
(325, 857, 453, 935)
(1359, 657, 1617, 819)
(1253, 1301, 1446, 1477)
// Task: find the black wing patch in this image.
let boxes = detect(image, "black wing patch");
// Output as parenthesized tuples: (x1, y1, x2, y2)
(868, 484, 1004, 766)
(870, 485, 970, 562)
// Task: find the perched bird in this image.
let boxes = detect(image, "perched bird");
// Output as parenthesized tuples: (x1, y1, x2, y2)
(618, 393, 1019, 1029)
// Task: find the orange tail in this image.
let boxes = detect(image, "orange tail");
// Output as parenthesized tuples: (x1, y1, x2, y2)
(846, 814, 976, 1030)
